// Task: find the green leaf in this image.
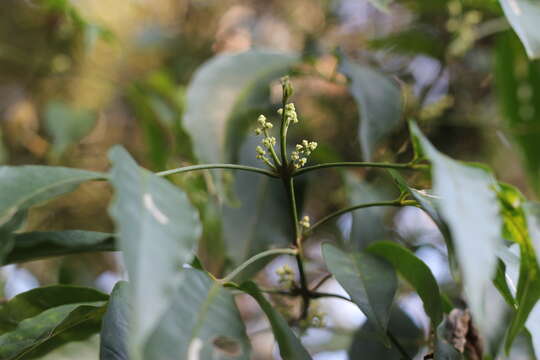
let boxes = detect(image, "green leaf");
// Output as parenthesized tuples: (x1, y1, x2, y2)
(495, 184, 540, 351)
(183, 50, 298, 166)
(0, 210, 27, 263)
(145, 269, 251, 359)
(0, 285, 108, 334)
(0, 166, 104, 226)
(3, 231, 114, 265)
(100, 281, 129, 360)
(498, 244, 540, 356)
(348, 306, 422, 359)
(367, 241, 443, 326)
(525, 202, 540, 266)
(526, 301, 540, 359)
(345, 173, 393, 250)
(44, 101, 96, 157)
(0, 302, 106, 360)
(499, 0, 540, 59)
(108, 146, 201, 357)
(235, 281, 311, 360)
(409, 122, 508, 351)
(322, 243, 397, 344)
(494, 32, 540, 192)
(340, 56, 401, 161)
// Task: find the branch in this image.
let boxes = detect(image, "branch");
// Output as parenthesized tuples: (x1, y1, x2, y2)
(219, 248, 297, 283)
(156, 164, 279, 178)
(307, 200, 417, 235)
(293, 162, 426, 177)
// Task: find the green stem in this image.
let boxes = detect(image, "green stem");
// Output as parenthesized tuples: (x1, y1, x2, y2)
(310, 291, 353, 303)
(156, 164, 279, 178)
(283, 176, 311, 319)
(263, 127, 282, 167)
(280, 99, 289, 167)
(220, 248, 298, 284)
(293, 162, 426, 177)
(308, 200, 417, 234)
(311, 273, 332, 291)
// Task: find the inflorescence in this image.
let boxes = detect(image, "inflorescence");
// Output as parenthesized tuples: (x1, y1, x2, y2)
(253, 82, 317, 170)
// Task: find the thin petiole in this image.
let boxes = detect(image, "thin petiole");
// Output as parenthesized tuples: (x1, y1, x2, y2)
(219, 248, 298, 284)
(307, 200, 418, 235)
(293, 161, 427, 177)
(156, 164, 279, 178)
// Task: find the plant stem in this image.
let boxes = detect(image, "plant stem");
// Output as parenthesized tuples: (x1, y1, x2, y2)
(156, 164, 279, 178)
(308, 200, 417, 235)
(283, 175, 311, 319)
(311, 273, 333, 291)
(388, 331, 413, 360)
(220, 248, 298, 283)
(280, 94, 290, 167)
(310, 291, 353, 303)
(293, 162, 426, 177)
(263, 127, 282, 167)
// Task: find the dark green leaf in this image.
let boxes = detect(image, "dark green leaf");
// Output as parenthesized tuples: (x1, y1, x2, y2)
(499, 0, 540, 59)
(409, 122, 508, 350)
(0, 286, 107, 359)
(145, 269, 251, 359)
(100, 281, 129, 360)
(0, 285, 108, 334)
(0, 166, 104, 226)
(235, 281, 311, 360)
(108, 146, 201, 356)
(0, 302, 106, 360)
(322, 243, 397, 344)
(3, 231, 114, 265)
(348, 306, 422, 359)
(367, 241, 443, 326)
(340, 56, 401, 160)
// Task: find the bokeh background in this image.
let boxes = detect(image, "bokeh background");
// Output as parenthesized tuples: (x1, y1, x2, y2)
(1, 0, 539, 358)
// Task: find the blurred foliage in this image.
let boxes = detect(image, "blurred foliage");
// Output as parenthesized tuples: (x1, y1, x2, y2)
(2, 0, 540, 358)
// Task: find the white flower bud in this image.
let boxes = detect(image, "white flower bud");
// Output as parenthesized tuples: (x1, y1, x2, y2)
(257, 115, 267, 126)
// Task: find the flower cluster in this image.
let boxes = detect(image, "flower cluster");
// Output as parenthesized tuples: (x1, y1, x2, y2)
(254, 115, 278, 168)
(299, 215, 310, 230)
(291, 140, 318, 169)
(277, 103, 298, 126)
(276, 264, 295, 288)
(300, 302, 326, 329)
